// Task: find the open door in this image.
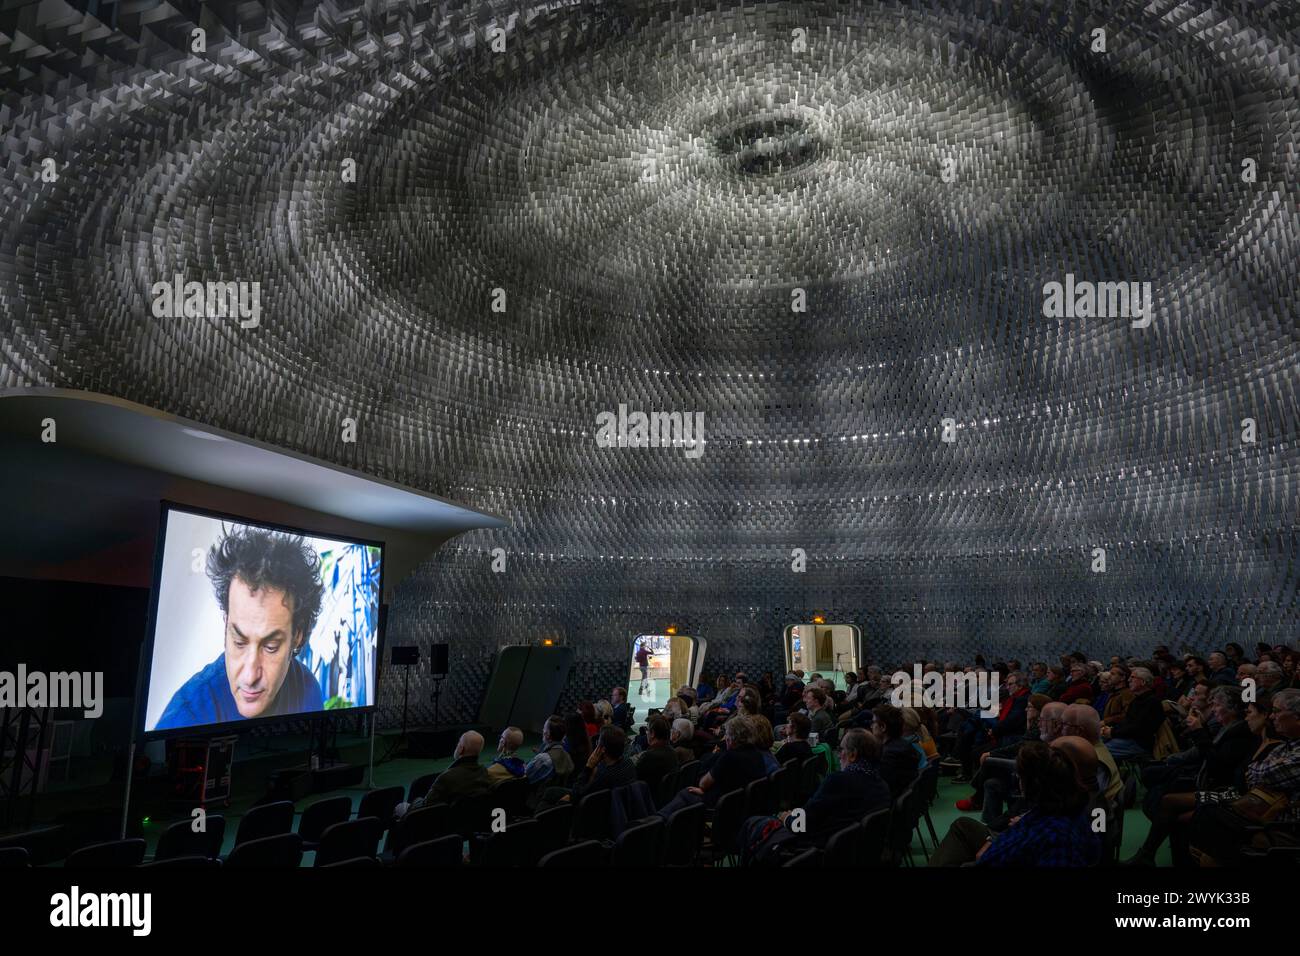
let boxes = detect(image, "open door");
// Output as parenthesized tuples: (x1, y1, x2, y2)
(783, 623, 862, 691)
(626, 633, 706, 728)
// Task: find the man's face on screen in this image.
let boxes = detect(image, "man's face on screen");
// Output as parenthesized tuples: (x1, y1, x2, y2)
(224, 576, 300, 719)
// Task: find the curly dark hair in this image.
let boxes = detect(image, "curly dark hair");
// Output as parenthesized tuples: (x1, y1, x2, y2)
(206, 526, 324, 646)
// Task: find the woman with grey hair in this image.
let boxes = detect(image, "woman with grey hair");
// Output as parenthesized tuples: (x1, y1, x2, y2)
(655, 714, 768, 820)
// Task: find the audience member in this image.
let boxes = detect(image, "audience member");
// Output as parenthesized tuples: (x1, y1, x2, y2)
(486, 726, 527, 785)
(634, 716, 680, 790)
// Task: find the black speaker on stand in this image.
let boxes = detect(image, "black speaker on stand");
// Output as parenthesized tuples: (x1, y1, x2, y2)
(430, 643, 448, 727)
(390, 645, 420, 741)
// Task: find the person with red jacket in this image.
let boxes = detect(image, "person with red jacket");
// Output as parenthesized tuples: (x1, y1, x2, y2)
(1058, 662, 1095, 705)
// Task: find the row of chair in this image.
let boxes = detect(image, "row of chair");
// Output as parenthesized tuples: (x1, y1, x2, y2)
(0, 749, 837, 870)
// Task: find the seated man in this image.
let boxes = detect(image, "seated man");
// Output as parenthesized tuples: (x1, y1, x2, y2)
(670, 717, 697, 765)
(486, 726, 527, 785)
(790, 728, 890, 840)
(524, 715, 575, 793)
(872, 704, 921, 796)
(1061, 704, 1122, 804)
(571, 726, 637, 800)
(634, 716, 680, 791)
(611, 686, 634, 732)
(395, 731, 489, 818)
(744, 728, 890, 862)
(1058, 663, 1094, 705)
(1102, 668, 1166, 761)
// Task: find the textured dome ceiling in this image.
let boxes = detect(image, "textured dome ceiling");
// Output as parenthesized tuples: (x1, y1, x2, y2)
(2, 0, 1297, 715)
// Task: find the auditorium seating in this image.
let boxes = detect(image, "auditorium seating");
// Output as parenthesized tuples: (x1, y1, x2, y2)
(65, 838, 146, 868)
(234, 800, 294, 846)
(225, 833, 303, 868)
(154, 815, 226, 862)
(297, 796, 353, 851)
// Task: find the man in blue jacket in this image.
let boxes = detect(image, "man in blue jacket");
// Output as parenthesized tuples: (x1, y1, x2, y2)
(155, 526, 325, 731)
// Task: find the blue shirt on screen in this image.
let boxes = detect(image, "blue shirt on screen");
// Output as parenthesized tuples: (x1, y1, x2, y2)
(155, 654, 324, 731)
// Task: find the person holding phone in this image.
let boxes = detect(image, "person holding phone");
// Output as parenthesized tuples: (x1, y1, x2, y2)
(571, 726, 637, 800)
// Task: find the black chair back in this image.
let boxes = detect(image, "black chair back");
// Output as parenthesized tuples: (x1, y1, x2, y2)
(744, 775, 777, 817)
(776, 762, 799, 810)
(407, 772, 438, 804)
(475, 818, 539, 868)
(226, 833, 303, 868)
(574, 788, 614, 841)
(235, 801, 294, 846)
(0, 846, 30, 868)
(653, 767, 681, 809)
(612, 817, 665, 867)
(298, 796, 353, 846)
(711, 788, 746, 859)
(65, 838, 146, 868)
(532, 804, 575, 863)
(859, 806, 891, 867)
(918, 762, 940, 803)
(798, 755, 824, 803)
(396, 834, 462, 867)
(385, 802, 453, 857)
(539, 839, 607, 868)
(451, 792, 499, 838)
(492, 776, 530, 819)
(888, 786, 916, 864)
(321, 856, 380, 867)
(314, 817, 382, 867)
(357, 786, 405, 829)
(823, 822, 861, 867)
(155, 814, 226, 861)
(676, 760, 701, 787)
(781, 847, 821, 867)
(664, 801, 706, 866)
(139, 855, 222, 869)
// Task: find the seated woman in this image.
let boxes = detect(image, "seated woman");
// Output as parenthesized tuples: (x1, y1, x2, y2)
(1126, 685, 1261, 866)
(736, 688, 780, 773)
(579, 701, 600, 743)
(1187, 688, 1300, 865)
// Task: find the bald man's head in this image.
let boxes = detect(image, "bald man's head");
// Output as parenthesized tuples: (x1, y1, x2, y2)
(1051, 735, 1100, 793)
(456, 730, 485, 760)
(1039, 701, 1067, 742)
(1062, 703, 1102, 743)
(498, 726, 523, 754)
